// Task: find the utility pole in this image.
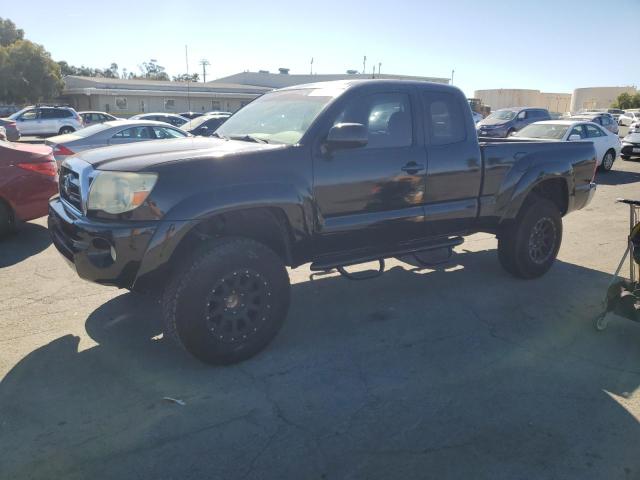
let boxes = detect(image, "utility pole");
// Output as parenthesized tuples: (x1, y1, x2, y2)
(451, 69, 455, 85)
(378, 62, 382, 76)
(363, 56, 367, 75)
(199, 59, 210, 82)
(310, 57, 314, 75)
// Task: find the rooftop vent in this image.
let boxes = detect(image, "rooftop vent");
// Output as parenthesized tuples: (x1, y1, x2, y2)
(278, 68, 290, 75)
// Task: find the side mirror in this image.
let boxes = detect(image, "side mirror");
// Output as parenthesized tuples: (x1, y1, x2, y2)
(568, 134, 582, 141)
(326, 123, 368, 150)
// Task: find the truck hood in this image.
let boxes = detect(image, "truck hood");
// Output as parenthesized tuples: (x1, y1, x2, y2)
(71, 137, 285, 171)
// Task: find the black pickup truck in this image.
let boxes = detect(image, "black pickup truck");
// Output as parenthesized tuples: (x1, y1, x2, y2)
(49, 80, 597, 364)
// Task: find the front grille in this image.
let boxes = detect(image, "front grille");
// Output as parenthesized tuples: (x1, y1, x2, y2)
(59, 166, 82, 211)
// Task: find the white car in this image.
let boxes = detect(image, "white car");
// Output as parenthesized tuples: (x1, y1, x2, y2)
(8, 106, 84, 136)
(618, 111, 640, 126)
(512, 120, 621, 172)
(628, 121, 640, 134)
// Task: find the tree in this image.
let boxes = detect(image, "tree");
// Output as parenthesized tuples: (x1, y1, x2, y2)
(133, 59, 169, 81)
(0, 40, 63, 103)
(612, 92, 640, 110)
(172, 73, 199, 82)
(0, 17, 24, 47)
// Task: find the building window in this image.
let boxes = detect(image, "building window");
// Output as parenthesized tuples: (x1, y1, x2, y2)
(211, 100, 221, 110)
(115, 97, 127, 110)
(165, 99, 175, 110)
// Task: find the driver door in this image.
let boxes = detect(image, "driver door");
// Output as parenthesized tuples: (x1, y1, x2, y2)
(312, 90, 428, 255)
(16, 108, 39, 135)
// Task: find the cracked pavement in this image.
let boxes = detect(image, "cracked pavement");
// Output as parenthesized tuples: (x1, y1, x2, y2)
(2, 161, 640, 479)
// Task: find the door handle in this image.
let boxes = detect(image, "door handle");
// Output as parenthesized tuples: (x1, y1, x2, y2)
(401, 162, 426, 174)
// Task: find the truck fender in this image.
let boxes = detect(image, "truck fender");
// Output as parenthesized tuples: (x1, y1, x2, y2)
(496, 159, 574, 222)
(136, 182, 311, 279)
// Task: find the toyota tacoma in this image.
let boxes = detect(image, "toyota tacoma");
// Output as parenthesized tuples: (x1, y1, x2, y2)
(48, 80, 597, 364)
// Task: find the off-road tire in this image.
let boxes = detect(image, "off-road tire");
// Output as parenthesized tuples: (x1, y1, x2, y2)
(498, 196, 562, 279)
(162, 237, 290, 365)
(0, 200, 14, 238)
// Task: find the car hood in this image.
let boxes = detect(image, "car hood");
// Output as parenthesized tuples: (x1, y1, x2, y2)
(477, 119, 508, 127)
(71, 137, 285, 171)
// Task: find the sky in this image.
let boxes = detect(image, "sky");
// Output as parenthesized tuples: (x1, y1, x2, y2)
(3, 0, 639, 97)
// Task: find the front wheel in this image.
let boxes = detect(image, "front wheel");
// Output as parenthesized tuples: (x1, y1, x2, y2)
(498, 196, 562, 279)
(58, 126, 75, 135)
(599, 149, 616, 172)
(162, 237, 291, 365)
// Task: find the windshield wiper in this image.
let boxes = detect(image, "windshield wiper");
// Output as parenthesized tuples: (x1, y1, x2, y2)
(210, 132, 228, 140)
(229, 134, 269, 144)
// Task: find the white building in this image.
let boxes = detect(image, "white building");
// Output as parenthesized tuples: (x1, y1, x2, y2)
(570, 86, 637, 112)
(473, 89, 572, 114)
(62, 76, 271, 116)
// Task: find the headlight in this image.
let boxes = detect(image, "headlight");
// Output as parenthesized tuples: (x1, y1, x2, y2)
(87, 171, 158, 214)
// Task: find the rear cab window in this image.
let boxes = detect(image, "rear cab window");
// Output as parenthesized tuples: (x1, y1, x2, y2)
(422, 91, 466, 145)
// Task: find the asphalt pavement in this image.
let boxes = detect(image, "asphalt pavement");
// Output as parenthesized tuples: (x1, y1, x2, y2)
(1, 158, 640, 479)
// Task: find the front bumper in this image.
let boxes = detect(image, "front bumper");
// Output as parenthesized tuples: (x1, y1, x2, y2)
(476, 127, 508, 138)
(621, 144, 640, 157)
(48, 196, 159, 288)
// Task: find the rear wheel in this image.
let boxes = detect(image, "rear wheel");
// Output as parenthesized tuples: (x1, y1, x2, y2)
(599, 149, 616, 172)
(0, 200, 14, 238)
(58, 126, 75, 135)
(498, 196, 562, 279)
(162, 237, 291, 365)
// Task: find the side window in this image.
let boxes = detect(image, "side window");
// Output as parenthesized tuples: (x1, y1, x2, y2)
(569, 126, 586, 139)
(19, 109, 38, 120)
(112, 126, 152, 139)
(602, 116, 611, 126)
(422, 91, 466, 146)
(517, 110, 527, 120)
(585, 124, 604, 138)
(152, 126, 186, 139)
(333, 92, 413, 149)
(40, 109, 56, 119)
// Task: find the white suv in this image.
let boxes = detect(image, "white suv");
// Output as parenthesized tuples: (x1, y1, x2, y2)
(8, 106, 84, 137)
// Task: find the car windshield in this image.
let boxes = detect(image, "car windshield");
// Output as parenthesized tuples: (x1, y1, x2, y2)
(185, 115, 226, 130)
(513, 123, 569, 139)
(8, 107, 32, 120)
(483, 109, 517, 123)
(215, 88, 342, 144)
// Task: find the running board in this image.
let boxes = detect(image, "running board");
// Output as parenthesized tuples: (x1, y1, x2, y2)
(310, 236, 464, 273)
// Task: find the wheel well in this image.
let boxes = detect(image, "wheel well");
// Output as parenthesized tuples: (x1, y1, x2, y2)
(170, 207, 294, 269)
(530, 178, 568, 216)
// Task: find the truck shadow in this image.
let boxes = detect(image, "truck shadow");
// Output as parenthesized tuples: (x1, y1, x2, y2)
(595, 167, 640, 186)
(0, 221, 51, 268)
(2, 250, 640, 479)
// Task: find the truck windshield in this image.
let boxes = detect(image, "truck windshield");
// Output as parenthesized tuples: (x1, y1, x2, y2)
(215, 88, 341, 145)
(514, 123, 569, 140)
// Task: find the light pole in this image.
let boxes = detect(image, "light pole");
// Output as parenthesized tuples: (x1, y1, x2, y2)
(451, 69, 455, 85)
(199, 59, 210, 82)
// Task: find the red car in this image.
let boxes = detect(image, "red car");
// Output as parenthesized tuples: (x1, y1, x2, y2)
(0, 140, 58, 237)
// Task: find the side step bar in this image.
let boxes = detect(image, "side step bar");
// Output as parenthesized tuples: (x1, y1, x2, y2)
(310, 236, 464, 280)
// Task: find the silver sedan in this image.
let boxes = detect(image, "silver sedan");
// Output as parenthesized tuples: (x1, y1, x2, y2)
(45, 120, 191, 165)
